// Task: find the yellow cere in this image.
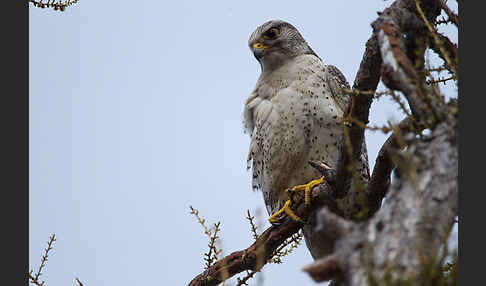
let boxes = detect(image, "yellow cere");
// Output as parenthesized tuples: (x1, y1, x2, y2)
(253, 42, 268, 49)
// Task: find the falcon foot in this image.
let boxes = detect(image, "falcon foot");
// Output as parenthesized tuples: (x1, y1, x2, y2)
(291, 176, 326, 206)
(268, 176, 326, 224)
(268, 199, 302, 224)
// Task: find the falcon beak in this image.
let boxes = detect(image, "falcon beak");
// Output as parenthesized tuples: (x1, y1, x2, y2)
(252, 42, 269, 60)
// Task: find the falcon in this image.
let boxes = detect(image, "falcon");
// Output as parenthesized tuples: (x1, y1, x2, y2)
(243, 20, 369, 259)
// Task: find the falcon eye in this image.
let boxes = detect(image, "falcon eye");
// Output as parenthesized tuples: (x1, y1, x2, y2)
(263, 28, 279, 40)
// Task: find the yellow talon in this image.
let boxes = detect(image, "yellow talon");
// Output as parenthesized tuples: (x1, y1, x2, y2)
(268, 176, 326, 224)
(268, 200, 302, 224)
(291, 176, 326, 205)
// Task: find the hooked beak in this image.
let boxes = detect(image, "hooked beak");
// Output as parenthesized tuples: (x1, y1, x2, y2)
(252, 42, 269, 61)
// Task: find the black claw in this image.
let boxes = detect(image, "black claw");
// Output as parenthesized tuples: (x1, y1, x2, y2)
(286, 188, 296, 202)
(269, 219, 283, 227)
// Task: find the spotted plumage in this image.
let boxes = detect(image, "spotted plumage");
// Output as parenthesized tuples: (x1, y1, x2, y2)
(243, 20, 369, 259)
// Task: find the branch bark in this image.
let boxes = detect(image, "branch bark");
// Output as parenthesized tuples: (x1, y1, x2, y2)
(365, 116, 420, 214)
(333, 34, 382, 200)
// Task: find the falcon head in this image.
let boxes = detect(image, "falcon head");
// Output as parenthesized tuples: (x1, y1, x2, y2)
(248, 20, 319, 71)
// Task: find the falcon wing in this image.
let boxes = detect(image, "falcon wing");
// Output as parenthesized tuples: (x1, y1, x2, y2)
(324, 64, 370, 183)
(324, 64, 351, 114)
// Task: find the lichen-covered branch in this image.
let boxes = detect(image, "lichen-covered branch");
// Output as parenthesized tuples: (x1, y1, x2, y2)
(305, 119, 457, 285)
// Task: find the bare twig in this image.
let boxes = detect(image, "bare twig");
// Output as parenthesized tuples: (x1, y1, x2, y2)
(434, 16, 453, 26)
(428, 32, 458, 77)
(29, 0, 79, 11)
(75, 278, 84, 286)
(246, 210, 259, 241)
(389, 90, 412, 117)
(268, 231, 303, 264)
(29, 234, 56, 286)
(190, 205, 212, 237)
(342, 88, 392, 99)
(236, 270, 258, 286)
(190, 206, 223, 270)
(439, 0, 459, 27)
(416, 0, 458, 74)
(205, 222, 222, 268)
(426, 75, 456, 85)
(425, 65, 448, 73)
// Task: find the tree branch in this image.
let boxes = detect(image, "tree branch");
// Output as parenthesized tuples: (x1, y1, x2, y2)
(439, 0, 459, 27)
(365, 117, 422, 214)
(188, 182, 335, 286)
(332, 34, 382, 200)
(428, 32, 458, 76)
(305, 120, 457, 285)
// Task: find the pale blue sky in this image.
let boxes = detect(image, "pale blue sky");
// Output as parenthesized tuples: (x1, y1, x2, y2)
(29, 1, 457, 285)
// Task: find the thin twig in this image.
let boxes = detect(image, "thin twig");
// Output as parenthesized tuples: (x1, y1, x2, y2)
(425, 65, 448, 73)
(268, 231, 303, 264)
(426, 75, 456, 85)
(236, 270, 258, 286)
(415, 0, 457, 74)
(190, 205, 212, 237)
(342, 88, 392, 99)
(75, 278, 84, 286)
(29, 234, 56, 286)
(29, 0, 79, 11)
(204, 222, 222, 268)
(246, 210, 259, 241)
(439, 0, 459, 27)
(189, 206, 223, 270)
(389, 90, 412, 117)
